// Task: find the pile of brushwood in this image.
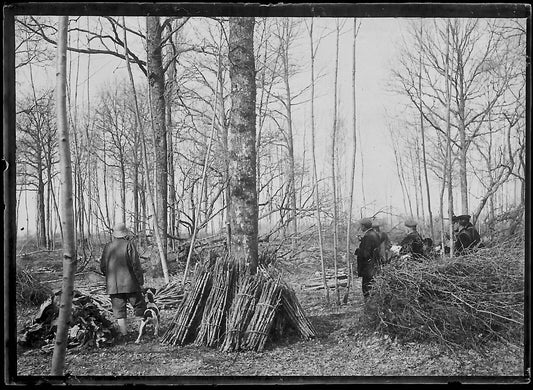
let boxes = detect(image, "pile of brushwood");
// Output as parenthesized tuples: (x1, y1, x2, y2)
(16, 267, 52, 306)
(18, 289, 118, 352)
(364, 235, 524, 349)
(162, 252, 316, 352)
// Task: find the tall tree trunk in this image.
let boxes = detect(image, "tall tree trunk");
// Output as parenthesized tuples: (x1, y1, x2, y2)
(280, 19, 298, 248)
(51, 16, 77, 375)
(120, 159, 126, 224)
(444, 21, 455, 258)
(308, 19, 329, 303)
(124, 17, 169, 283)
(419, 20, 434, 241)
(345, 18, 360, 302)
(217, 46, 232, 251)
(165, 23, 178, 249)
(330, 19, 341, 305)
(455, 37, 469, 215)
(147, 16, 168, 275)
(37, 163, 47, 247)
(228, 17, 258, 275)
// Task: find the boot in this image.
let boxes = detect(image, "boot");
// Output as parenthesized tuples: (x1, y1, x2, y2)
(117, 318, 128, 336)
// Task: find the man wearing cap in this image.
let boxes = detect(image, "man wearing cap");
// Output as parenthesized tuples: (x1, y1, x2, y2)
(452, 215, 482, 254)
(355, 218, 382, 298)
(399, 219, 424, 258)
(100, 223, 146, 340)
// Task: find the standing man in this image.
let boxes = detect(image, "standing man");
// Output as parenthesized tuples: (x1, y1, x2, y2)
(355, 218, 382, 298)
(372, 219, 391, 264)
(100, 223, 146, 340)
(399, 219, 425, 258)
(452, 215, 482, 254)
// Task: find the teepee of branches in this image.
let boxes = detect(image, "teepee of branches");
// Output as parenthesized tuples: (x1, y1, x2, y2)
(162, 252, 316, 352)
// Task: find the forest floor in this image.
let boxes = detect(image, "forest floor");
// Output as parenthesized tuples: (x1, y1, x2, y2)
(13, 249, 525, 384)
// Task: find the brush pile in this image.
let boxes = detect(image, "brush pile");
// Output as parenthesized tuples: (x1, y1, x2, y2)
(16, 267, 52, 306)
(162, 253, 316, 352)
(154, 278, 186, 309)
(18, 289, 118, 352)
(364, 235, 524, 348)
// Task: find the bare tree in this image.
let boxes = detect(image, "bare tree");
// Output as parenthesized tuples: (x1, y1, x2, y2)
(330, 19, 342, 305)
(306, 18, 329, 303)
(345, 18, 361, 302)
(51, 15, 77, 375)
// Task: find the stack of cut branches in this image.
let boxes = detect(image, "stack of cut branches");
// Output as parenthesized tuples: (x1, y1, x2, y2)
(155, 278, 185, 309)
(161, 262, 212, 346)
(220, 273, 262, 352)
(16, 267, 52, 306)
(304, 267, 348, 290)
(194, 256, 234, 347)
(163, 253, 316, 352)
(240, 276, 282, 351)
(364, 235, 524, 349)
(278, 279, 317, 339)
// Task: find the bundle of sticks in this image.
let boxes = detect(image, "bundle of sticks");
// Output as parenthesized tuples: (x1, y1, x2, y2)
(194, 257, 234, 347)
(161, 262, 212, 346)
(154, 278, 185, 309)
(162, 253, 316, 352)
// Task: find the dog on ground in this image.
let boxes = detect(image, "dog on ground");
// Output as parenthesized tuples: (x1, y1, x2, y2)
(135, 287, 160, 344)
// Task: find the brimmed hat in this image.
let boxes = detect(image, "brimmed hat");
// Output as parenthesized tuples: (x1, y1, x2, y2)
(404, 219, 417, 228)
(359, 218, 373, 229)
(452, 214, 471, 223)
(112, 223, 131, 238)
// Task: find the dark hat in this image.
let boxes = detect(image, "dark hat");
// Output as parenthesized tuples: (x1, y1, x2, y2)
(359, 218, 373, 229)
(452, 215, 471, 223)
(404, 219, 417, 228)
(112, 223, 131, 238)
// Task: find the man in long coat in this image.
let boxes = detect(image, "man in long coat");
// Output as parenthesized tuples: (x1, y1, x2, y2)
(355, 218, 382, 298)
(372, 219, 391, 264)
(399, 219, 425, 258)
(453, 215, 482, 254)
(100, 223, 146, 338)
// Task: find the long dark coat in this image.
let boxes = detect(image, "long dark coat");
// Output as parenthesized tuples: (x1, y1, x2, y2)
(100, 238, 144, 295)
(455, 223, 481, 253)
(356, 228, 382, 277)
(400, 231, 424, 257)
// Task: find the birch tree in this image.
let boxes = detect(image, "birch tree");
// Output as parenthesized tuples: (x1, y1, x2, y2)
(51, 15, 77, 375)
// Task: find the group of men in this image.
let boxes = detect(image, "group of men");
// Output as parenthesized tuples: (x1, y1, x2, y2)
(355, 214, 482, 298)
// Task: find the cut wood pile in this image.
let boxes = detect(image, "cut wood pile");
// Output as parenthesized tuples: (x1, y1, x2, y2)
(364, 235, 525, 349)
(18, 289, 118, 352)
(16, 267, 53, 306)
(304, 268, 348, 290)
(153, 278, 186, 309)
(162, 253, 316, 352)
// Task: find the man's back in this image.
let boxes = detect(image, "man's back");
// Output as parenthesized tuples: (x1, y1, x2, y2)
(100, 238, 142, 294)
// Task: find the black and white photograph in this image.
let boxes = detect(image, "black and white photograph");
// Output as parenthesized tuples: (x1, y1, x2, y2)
(3, 2, 530, 385)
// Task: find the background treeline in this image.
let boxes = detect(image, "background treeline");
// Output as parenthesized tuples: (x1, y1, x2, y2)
(14, 17, 526, 266)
